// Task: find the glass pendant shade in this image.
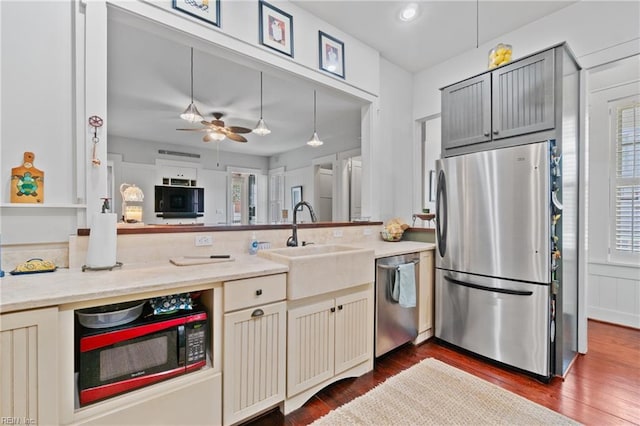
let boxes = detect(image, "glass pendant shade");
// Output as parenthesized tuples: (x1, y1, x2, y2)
(306, 90, 323, 147)
(180, 47, 203, 123)
(253, 117, 271, 136)
(252, 72, 271, 135)
(180, 102, 203, 123)
(307, 131, 323, 147)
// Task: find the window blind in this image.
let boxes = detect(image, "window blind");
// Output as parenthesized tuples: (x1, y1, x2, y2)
(614, 102, 640, 253)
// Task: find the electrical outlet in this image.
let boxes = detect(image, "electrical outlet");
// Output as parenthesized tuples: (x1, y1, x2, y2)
(363, 227, 372, 236)
(195, 235, 213, 246)
(333, 229, 343, 238)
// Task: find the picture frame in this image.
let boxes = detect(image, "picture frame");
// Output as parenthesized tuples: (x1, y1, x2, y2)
(259, 0, 294, 57)
(291, 186, 303, 211)
(318, 31, 345, 78)
(172, 0, 220, 28)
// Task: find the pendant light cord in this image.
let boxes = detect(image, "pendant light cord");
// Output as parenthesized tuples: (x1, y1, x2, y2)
(313, 90, 317, 131)
(476, 0, 479, 49)
(260, 72, 264, 118)
(190, 47, 194, 103)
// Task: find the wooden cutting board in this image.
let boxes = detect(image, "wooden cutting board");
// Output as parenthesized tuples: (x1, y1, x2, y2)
(11, 152, 44, 203)
(169, 256, 235, 266)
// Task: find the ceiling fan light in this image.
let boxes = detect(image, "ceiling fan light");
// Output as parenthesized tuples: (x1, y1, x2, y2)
(207, 131, 226, 142)
(252, 117, 271, 136)
(307, 131, 323, 147)
(180, 102, 203, 123)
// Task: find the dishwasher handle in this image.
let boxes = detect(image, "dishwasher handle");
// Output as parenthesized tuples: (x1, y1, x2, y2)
(377, 259, 420, 270)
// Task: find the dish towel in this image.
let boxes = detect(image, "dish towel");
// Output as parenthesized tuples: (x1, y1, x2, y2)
(392, 262, 416, 308)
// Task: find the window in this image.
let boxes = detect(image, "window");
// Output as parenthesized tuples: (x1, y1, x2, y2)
(611, 98, 640, 256)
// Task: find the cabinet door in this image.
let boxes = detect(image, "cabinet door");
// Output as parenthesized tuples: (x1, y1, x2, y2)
(441, 73, 491, 150)
(1, 308, 58, 425)
(224, 302, 286, 425)
(287, 299, 335, 398)
(334, 289, 373, 375)
(492, 49, 555, 139)
(417, 251, 435, 333)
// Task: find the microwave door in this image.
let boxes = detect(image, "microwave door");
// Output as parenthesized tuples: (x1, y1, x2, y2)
(436, 142, 550, 284)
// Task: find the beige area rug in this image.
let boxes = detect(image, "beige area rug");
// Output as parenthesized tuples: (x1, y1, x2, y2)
(311, 358, 579, 425)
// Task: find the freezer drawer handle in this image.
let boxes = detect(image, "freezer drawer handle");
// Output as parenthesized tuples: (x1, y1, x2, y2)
(444, 276, 533, 296)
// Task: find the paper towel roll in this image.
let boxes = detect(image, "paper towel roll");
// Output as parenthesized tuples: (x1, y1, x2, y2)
(86, 213, 117, 268)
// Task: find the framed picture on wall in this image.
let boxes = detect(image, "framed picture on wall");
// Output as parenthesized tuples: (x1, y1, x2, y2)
(172, 0, 220, 27)
(318, 31, 344, 78)
(291, 186, 303, 211)
(259, 0, 294, 57)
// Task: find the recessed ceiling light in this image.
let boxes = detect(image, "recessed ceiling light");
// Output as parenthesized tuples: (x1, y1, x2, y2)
(399, 3, 418, 22)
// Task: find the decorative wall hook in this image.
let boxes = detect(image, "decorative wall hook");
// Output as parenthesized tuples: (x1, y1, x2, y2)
(88, 115, 104, 166)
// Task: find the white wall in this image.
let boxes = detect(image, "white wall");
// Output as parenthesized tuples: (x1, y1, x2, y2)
(586, 56, 640, 328)
(0, 1, 79, 244)
(376, 58, 414, 223)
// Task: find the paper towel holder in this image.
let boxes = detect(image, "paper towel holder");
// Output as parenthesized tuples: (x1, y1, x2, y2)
(82, 198, 123, 272)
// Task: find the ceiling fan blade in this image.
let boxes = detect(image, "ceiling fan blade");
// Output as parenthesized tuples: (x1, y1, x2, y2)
(227, 133, 247, 143)
(176, 128, 210, 132)
(228, 126, 252, 134)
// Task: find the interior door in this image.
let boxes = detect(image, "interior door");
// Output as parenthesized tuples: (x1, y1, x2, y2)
(436, 141, 550, 283)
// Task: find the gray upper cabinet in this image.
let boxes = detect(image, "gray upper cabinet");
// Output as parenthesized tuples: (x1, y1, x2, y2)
(442, 74, 492, 150)
(442, 47, 558, 156)
(492, 49, 554, 140)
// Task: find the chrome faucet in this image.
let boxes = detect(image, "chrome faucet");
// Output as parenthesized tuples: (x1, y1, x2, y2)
(286, 201, 318, 247)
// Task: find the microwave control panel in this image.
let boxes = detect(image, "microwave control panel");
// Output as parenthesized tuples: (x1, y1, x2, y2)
(187, 325, 206, 363)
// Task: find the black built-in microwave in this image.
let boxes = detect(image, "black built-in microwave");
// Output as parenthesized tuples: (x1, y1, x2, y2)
(154, 185, 204, 218)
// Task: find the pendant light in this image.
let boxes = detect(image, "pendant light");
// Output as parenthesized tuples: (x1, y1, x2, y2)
(307, 90, 323, 147)
(252, 72, 271, 136)
(180, 47, 203, 123)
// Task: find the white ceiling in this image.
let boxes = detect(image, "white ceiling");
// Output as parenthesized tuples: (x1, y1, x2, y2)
(291, 1, 577, 73)
(107, 1, 577, 158)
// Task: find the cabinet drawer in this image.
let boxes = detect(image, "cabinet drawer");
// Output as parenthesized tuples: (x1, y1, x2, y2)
(224, 274, 286, 312)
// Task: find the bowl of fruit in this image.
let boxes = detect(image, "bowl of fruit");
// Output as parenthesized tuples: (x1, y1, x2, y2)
(488, 43, 513, 69)
(380, 218, 409, 242)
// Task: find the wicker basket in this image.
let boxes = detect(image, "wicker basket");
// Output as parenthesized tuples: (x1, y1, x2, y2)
(380, 230, 403, 242)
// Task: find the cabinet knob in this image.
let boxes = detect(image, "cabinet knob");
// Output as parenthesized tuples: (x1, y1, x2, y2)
(493, 130, 499, 135)
(251, 309, 264, 318)
(483, 131, 490, 137)
(338, 305, 343, 310)
(330, 307, 336, 313)
(256, 289, 262, 296)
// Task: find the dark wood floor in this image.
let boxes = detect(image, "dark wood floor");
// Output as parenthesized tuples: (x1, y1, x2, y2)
(248, 320, 640, 425)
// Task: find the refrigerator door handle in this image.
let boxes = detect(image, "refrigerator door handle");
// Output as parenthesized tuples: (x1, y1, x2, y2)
(444, 275, 534, 296)
(436, 169, 448, 258)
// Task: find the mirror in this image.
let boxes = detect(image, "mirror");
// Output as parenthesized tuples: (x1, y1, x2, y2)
(106, 8, 365, 226)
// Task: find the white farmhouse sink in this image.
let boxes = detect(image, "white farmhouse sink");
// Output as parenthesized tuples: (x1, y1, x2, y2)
(258, 244, 375, 300)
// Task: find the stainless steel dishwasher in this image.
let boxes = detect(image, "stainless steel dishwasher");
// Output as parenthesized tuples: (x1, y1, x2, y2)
(375, 253, 420, 357)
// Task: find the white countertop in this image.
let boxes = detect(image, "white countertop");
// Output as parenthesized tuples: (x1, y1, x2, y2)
(0, 241, 434, 314)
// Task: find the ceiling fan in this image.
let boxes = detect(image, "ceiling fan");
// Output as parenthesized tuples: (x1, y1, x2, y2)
(177, 112, 252, 142)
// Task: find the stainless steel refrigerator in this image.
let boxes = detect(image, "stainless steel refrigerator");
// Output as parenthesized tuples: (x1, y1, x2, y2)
(434, 140, 578, 379)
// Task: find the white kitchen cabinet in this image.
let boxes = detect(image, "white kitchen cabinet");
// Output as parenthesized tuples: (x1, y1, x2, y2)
(1, 307, 58, 425)
(442, 47, 558, 155)
(223, 274, 286, 426)
(417, 250, 434, 335)
(287, 287, 373, 398)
